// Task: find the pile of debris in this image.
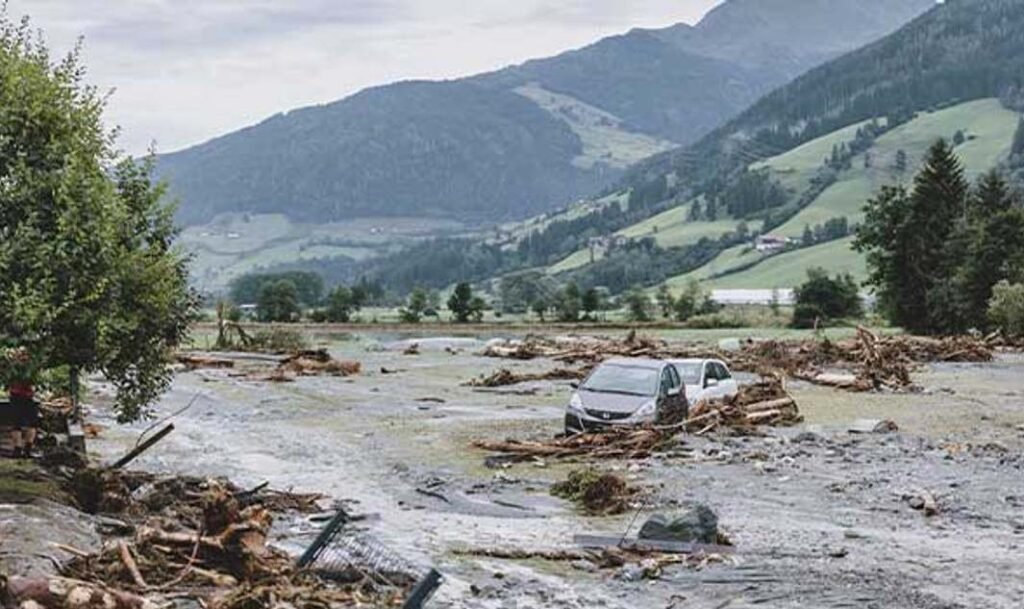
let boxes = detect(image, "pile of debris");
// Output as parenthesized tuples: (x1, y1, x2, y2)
(275, 349, 361, 378)
(473, 426, 677, 461)
(686, 374, 802, 434)
(466, 367, 587, 388)
(550, 469, 639, 515)
(5, 468, 409, 609)
(482, 332, 670, 365)
(482, 328, 999, 393)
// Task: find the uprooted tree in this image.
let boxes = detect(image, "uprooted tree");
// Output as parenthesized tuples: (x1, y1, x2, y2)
(0, 14, 197, 422)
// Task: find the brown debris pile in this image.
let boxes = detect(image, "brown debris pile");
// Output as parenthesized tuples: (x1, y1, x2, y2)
(176, 354, 235, 370)
(245, 349, 361, 383)
(277, 350, 362, 377)
(472, 427, 677, 461)
(482, 332, 668, 365)
(453, 546, 732, 578)
(481, 328, 997, 393)
(686, 374, 802, 434)
(467, 366, 588, 388)
(41, 469, 404, 609)
(550, 469, 639, 515)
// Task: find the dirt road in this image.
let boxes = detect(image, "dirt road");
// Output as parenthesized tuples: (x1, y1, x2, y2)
(87, 332, 1024, 608)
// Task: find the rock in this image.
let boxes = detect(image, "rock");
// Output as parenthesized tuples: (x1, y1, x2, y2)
(615, 565, 644, 582)
(793, 431, 823, 444)
(638, 504, 719, 544)
(849, 419, 899, 434)
(827, 546, 849, 558)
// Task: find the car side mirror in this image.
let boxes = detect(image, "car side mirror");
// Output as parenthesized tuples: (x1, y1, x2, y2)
(570, 382, 579, 389)
(705, 378, 720, 389)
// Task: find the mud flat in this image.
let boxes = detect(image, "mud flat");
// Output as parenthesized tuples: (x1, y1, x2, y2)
(75, 331, 1024, 608)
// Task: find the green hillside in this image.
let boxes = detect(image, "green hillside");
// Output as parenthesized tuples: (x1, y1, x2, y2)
(180, 214, 463, 292)
(653, 98, 1020, 292)
(708, 238, 866, 290)
(773, 99, 1018, 237)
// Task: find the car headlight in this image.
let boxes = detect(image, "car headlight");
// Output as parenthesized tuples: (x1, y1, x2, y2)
(633, 400, 656, 419)
(568, 393, 584, 414)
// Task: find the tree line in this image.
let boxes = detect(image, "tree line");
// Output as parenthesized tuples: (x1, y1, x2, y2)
(856, 139, 1024, 335)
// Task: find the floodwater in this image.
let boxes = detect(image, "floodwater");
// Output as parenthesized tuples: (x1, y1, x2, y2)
(87, 332, 1024, 608)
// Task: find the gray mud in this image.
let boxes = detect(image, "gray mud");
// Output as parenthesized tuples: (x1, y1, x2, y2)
(81, 333, 1024, 608)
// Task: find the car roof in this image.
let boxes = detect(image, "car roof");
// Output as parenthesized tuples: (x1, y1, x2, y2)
(600, 357, 667, 370)
(668, 358, 723, 366)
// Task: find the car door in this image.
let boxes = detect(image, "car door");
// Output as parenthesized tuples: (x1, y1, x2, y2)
(701, 360, 720, 400)
(658, 366, 684, 422)
(715, 361, 739, 399)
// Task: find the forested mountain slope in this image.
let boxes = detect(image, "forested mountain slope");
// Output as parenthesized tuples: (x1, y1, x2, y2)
(159, 0, 931, 226)
(363, 0, 1024, 297)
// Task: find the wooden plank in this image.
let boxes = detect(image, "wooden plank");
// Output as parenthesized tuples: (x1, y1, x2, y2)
(110, 424, 175, 469)
(573, 534, 733, 555)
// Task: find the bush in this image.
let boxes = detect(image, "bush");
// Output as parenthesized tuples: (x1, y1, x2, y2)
(791, 268, 862, 329)
(684, 312, 747, 330)
(249, 328, 310, 353)
(989, 281, 1024, 337)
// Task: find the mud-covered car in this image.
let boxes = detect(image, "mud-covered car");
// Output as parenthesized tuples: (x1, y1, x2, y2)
(668, 358, 739, 404)
(564, 358, 688, 434)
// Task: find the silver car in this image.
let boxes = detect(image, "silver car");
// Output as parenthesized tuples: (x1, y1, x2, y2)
(564, 358, 688, 434)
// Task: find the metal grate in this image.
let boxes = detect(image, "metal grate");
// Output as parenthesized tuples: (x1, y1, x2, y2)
(297, 508, 443, 609)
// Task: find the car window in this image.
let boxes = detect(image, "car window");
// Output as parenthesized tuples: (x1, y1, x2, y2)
(668, 365, 681, 388)
(716, 362, 732, 380)
(660, 369, 674, 395)
(582, 364, 659, 397)
(703, 362, 718, 381)
(674, 362, 702, 385)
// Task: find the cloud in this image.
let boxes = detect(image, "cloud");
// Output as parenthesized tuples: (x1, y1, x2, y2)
(6, 0, 721, 154)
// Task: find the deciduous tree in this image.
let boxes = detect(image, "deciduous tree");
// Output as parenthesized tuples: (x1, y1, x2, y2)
(0, 16, 196, 421)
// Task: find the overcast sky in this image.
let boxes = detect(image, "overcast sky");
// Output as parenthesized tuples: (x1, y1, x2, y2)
(7, 1, 722, 155)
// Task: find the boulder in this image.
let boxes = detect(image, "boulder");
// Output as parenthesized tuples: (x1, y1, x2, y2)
(638, 504, 719, 544)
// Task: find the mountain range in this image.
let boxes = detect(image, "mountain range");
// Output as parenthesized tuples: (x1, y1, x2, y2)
(159, 0, 934, 226)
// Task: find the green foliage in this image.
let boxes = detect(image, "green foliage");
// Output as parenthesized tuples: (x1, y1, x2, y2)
(258, 280, 300, 322)
(323, 286, 359, 323)
(791, 268, 862, 329)
(399, 288, 430, 324)
(655, 285, 675, 319)
(447, 283, 479, 324)
(673, 279, 709, 322)
(249, 328, 310, 353)
(715, 169, 788, 218)
(623, 288, 653, 322)
(555, 283, 583, 323)
(499, 271, 559, 314)
(230, 271, 324, 307)
(1013, 117, 1024, 156)
(989, 281, 1024, 337)
(625, 0, 1024, 235)
(858, 145, 1024, 334)
(0, 16, 197, 422)
(855, 140, 968, 334)
(581, 288, 603, 320)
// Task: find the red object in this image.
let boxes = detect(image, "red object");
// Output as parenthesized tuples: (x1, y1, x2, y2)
(8, 381, 34, 399)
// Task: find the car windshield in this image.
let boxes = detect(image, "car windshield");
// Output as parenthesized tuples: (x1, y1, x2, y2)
(674, 362, 703, 385)
(581, 364, 658, 397)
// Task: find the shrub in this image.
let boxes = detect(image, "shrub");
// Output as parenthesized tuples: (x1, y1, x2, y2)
(791, 268, 862, 328)
(989, 281, 1024, 337)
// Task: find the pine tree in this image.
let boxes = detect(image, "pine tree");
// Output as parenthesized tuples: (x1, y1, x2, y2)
(656, 285, 675, 319)
(687, 200, 703, 222)
(705, 197, 719, 221)
(1013, 117, 1024, 156)
(856, 140, 969, 334)
(802, 225, 815, 247)
(894, 149, 908, 173)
